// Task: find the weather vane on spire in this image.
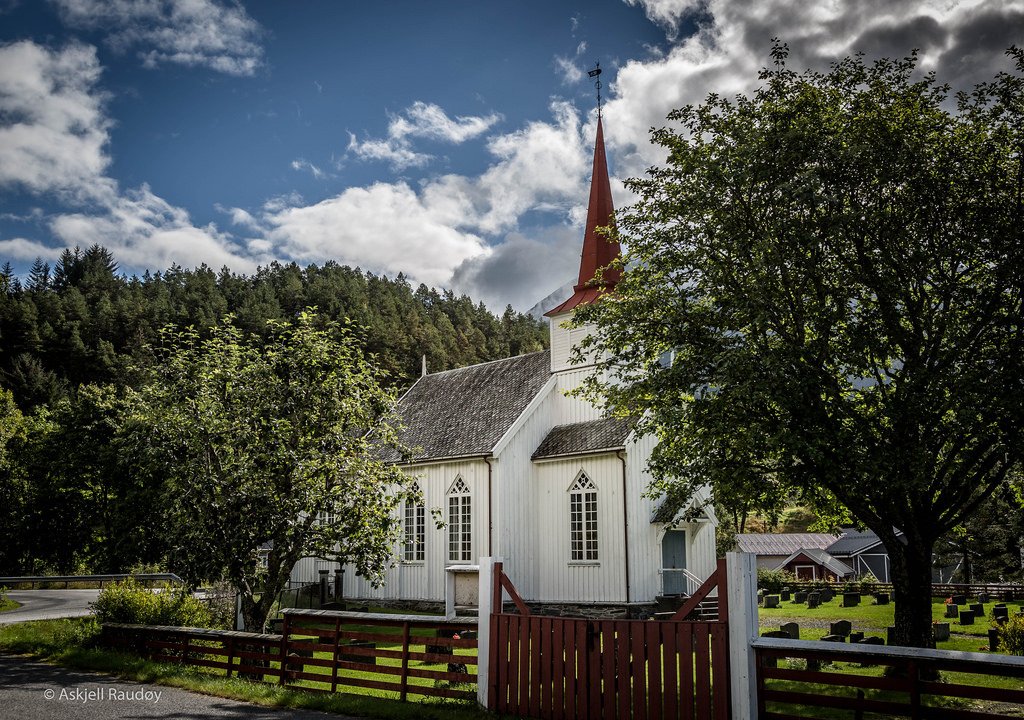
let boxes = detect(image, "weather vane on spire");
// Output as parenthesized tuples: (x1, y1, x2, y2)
(587, 62, 602, 118)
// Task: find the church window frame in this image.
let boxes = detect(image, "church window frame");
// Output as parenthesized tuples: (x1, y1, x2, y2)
(403, 482, 425, 563)
(569, 471, 599, 562)
(447, 476, 472, 563)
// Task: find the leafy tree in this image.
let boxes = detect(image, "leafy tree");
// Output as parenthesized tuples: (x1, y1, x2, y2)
(575, 46, 1024, 648)
(135, 312, 412, 631)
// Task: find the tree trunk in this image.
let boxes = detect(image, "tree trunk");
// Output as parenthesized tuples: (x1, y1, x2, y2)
(888, 537, 936, 649)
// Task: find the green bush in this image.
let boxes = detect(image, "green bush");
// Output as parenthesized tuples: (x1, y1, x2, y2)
(997, 615, 1024, 655)
(757, 568, 796, 594)
(93, 579, 211, 628)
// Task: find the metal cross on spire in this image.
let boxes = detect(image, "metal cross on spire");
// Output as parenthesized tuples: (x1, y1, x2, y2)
(587, 62, 603, 118)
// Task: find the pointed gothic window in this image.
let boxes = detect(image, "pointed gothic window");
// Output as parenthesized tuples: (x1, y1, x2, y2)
(403, 482, 425, 562)
(569, 472, 598, 561)
(447, 476, 472, 563)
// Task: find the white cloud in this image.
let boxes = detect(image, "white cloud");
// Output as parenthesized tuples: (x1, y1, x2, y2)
(0, 237, 63, 261)
(555, 55, 585, 84)
(51, 0, 264, 75)
(347, 101, 501, 170)
(0, 40, 113, 201)
(623, 0, 701, 39)
(291, 158, 326, 179)
(50, 185, 259, 272)
(262, 182, 488, 288)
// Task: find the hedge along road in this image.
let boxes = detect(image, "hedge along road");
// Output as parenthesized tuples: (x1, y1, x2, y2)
(0, 590, 100, 625)
(0, 655, 358, 720)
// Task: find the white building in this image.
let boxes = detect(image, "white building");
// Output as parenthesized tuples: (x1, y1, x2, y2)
(293, 118, 717, 612)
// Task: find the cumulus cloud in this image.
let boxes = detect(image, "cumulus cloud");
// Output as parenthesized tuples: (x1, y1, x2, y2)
(261, 182, 488, 288)
(451, 227, 583, 311)
(0, 40, 113, 201)
(604, 0, 1024, 183)
(347, 101, 501, 170)
(0, 40, 257, 273)
(51, 0, 264, 75)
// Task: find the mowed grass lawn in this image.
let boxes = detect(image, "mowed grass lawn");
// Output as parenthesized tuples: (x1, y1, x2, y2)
(758, 595, 1024, 718)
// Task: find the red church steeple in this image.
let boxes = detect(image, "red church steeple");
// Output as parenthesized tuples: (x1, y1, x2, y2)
(546, 116, 621, 316)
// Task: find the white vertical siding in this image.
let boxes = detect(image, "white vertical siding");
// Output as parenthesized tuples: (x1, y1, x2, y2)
(533, 455, 627, 602)
(549, 317, 599, 373)
(340, 458, 490, 603)
(489, 383, 560, 601)
(625, 432, 718, 602)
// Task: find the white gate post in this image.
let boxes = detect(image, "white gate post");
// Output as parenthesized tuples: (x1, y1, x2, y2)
(477, 556, 498, 708)
(727, 551, 759, 720)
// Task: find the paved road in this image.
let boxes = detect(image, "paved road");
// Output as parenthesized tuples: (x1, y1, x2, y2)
(0, 654, 356, 719)
(0, 590, 100, 625)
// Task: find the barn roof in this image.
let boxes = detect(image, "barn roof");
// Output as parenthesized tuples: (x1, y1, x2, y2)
(826, 528, 903, 556)
(775, 548, 854, 578)
(532, 417, 634, 461)
(379, 350, 551, 464)
(735, 533, 838, 556)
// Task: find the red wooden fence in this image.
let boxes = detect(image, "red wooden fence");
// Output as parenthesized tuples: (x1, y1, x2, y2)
(489, 560, 731, 720)
(101, 608, 478, 703)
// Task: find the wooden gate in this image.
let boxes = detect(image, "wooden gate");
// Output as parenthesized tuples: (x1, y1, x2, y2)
(489, 560, 731, 720)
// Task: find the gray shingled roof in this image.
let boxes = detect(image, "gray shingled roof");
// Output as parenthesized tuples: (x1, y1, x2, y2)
(379, 350, 551, 464)
(735, 533, 838, 556)
(826, 528, 904, 556)
(532, 418, 634, 461)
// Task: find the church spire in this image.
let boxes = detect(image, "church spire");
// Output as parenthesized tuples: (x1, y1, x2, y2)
(546, 114, 621, 316)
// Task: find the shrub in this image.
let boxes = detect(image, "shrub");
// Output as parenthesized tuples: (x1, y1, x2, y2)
(93, 579, 211, 628)
(757, 568, 796, 594)
(997, 615, 1024, 656)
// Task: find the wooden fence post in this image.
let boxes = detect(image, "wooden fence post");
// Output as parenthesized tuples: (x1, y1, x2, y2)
(278, 613, 290, 686)
(727, 552, 759, 720)
(399, 621, 411, 702)
(477, 556, 498, 708)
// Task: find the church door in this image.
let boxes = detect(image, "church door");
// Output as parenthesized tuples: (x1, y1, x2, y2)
(661, 530, 688, 595)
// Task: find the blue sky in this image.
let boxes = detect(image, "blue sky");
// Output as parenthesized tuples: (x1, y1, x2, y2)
(1, 0, 1022, 310)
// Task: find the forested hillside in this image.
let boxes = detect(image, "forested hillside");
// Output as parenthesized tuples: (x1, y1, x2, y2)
(0, 245, 547, 409)
(0, 245, 547, 576)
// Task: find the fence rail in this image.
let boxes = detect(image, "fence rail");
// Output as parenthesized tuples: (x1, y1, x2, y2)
(786, 580, 1024, 600)
(100, 608, 479, 704)
(754, 636, 1024, 719)
(0, 573, 183, 589)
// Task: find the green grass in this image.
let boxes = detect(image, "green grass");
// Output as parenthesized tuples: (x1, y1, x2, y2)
(0, 598, 19, 613)
(0, 618, 488, 720)
(758, 595, 1024, 718)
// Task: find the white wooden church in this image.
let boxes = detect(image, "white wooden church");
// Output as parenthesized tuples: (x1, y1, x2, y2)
(292, 118, 717, 612)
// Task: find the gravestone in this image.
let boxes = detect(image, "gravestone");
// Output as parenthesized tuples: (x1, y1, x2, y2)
(989, 628, 1001, 652)
(952, 594, 967, 606)
(860, 636, 884, 645)
(842, 593, 861, 607)
(944, 603, 959, 619)
(932, 623, 950, 642)
(761, 630, 791, 639)
(959, 610, 975, 625)
(764, 595, 780, 609)
(780, 622, 800, 640)
(822, 634, 844, 642)
(820, 588, 835, 603)
(874, 593, 890, 605)
(979, 592, 990, 603)
(849, 631, 864, 643)
(970, 603, 985, 617)
(886, 626, 896, 645)
(807, 592, 820, 609)
(794, 591, 808, 604)
(340, 641, 377, 665)
(780, 589, 791, 602)
(758, 590, 765, 605)
(994, 606, 1010, 623)
(829, 620, 852, 637)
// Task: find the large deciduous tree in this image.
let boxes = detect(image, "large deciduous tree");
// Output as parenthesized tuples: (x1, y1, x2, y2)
(136, 311, 411, 631)
(575, 46, 1024, 648)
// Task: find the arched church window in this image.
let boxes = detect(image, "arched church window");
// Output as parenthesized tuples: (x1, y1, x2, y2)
(569, 472, 598, 561)
(403, 482, 425, 562)
(447, 476, 472, 563)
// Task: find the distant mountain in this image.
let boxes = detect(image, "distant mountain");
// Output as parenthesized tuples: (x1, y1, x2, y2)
(527, 281, 575, 320)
